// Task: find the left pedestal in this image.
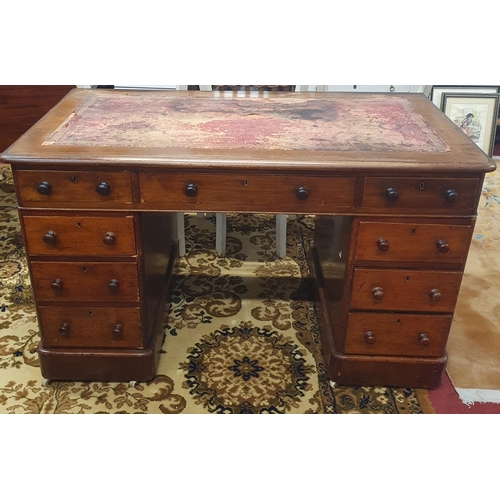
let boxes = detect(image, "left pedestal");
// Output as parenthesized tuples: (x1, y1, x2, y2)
(19, 203, 177, 383)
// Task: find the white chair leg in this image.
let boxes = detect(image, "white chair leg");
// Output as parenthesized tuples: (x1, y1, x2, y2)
(276, 214, 288, 259)
(176, 212, 186, 257)
(216, 213, 227, 257)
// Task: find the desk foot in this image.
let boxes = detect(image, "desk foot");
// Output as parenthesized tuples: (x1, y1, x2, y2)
(38, 342, 161, 383)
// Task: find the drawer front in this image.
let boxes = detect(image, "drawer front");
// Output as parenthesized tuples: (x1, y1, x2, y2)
(23, 215, 136, 256)
(350, 268, 463, 312)
(139, 173, 356, 212)
(362, 177, 481, 213)
(16, 170, 134, 207)
(39, 306, 143, 349)
(354, 221, 473, 266)
(30, 262, 140, 302)
(345, 312, 452, 357)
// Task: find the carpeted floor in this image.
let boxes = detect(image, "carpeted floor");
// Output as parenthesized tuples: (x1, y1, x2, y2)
(446, 161, 500, 404)
(0, 164, 428, 414)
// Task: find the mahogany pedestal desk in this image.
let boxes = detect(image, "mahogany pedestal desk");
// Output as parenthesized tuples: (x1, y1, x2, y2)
(1, 89, 495, 388)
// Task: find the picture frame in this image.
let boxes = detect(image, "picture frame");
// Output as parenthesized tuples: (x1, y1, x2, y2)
(430, 86, 499, 110)
(442, 93, 500, 157)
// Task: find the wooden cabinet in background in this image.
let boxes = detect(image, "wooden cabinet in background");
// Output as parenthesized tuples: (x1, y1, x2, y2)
(0, 85, 75, 153)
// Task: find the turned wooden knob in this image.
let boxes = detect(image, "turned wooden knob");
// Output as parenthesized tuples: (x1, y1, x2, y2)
(108, 279, 119, 292)
(50, 278, 63, 292)
(58, 322, 70, 335)
(103, 232, 116, 245)
(185, 183, 198, 197)
(37, 181, 52, 195)
(296, 186, 309, 200)
(444, 189, 459, 203)
(419, 333, 430, 346)
(385, 187, 399, 201)
(112, 323, 123, 339)
(43, 230, 57, 244)
(436, 239, 450, 253)
(429, 289, 441, 301)
(377, 238, 390, 251)
(96, 181, 111, 196)
(372, 287, 384, 300)
(364, 331, 376, 344)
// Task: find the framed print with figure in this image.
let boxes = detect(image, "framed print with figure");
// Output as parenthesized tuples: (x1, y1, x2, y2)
(442, 93, 499, 157)
(430, 86, 499, 110)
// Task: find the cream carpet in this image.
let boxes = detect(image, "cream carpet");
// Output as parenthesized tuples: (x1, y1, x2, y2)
(447, 160, 500, 404)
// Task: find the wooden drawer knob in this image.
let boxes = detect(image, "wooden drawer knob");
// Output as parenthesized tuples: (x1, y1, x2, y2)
(37, 181, 52, 195)
(108, 279, 120, 292)
(419, 333, 430, 346)
(112, 323, 124, 339)
(436, 240, 450, 253)
(103, 232, 116, 245)
(58, 322, 70, 335)
(296, 186, 309, 200)
(364, 331, 376, 344)
(429, 289, 441, 301)
(444, 189, 459, 203)
(50, 278, 63, 292)
(372, 287, 384, 300)
(96, 181, 111, 196)
(377, 238, 390, 251)
(185, 183, 198, 197)
(385, 187, 399, 201)
(43, 230, 57, 244)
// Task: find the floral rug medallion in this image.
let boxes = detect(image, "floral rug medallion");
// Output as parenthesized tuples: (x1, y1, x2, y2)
(181, 321, 314, 413)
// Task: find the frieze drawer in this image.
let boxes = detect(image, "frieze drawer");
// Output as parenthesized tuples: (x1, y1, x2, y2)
(30, 261, 140, 303)
(16, 170, 134, 207)
(139, 172, 356, 212)
(22, 215, 137, 256)
(344, 312, 452, 357)
(362, 177, 481, 214)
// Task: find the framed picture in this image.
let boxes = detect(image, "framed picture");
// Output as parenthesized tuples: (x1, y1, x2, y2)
(442, 93, 500, 157)
(430, 86, 499, 110)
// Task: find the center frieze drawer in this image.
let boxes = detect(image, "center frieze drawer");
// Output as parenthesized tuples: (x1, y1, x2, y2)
(22, 215, 137, 256)
(30, 262, 140, 302)
(362, 177, 481, 213)
(350, 268, 463, 312)
(16, 170, 134, 208)
(344, 312, 452, 357)
(38, 306, 143, 349)
(354, 221, 473, 266)
(139, 172, 356, 212)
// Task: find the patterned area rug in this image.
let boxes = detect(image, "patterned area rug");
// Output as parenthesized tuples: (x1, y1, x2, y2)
(0, 164, 426, 413)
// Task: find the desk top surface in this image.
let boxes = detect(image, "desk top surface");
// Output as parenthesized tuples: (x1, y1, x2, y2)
(2, 89, 495, 173)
